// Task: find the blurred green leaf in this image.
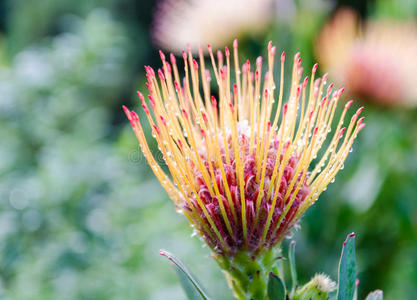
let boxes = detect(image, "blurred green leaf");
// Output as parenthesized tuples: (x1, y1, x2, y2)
(289, 240, 298, 294)
(267, 272, 285, 300)
(337, 233, 357, 300)
(373, 0, 417, 18)
(160, 249, 210, 300)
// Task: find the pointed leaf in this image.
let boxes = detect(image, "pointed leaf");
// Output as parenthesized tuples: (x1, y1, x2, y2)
(353, 279, 359, 300)
(289, 240, 298, 293)
(160, 249, 210, 300)
(268, 272, 286, 300)
(365, 290, 383, 300)
(336, 233, 357, 300)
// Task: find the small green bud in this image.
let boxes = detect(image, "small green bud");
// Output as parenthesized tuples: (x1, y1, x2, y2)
(293, 274, 336, 300)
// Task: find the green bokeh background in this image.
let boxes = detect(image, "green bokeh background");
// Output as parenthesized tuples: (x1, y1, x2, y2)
(0, 0, 416, 299)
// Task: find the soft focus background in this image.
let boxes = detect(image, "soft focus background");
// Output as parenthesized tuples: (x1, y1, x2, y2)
(0, 0, 416, 299)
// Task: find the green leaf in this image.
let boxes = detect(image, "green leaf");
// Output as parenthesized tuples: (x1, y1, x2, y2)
(288, 240, 298, 294)
(160, 249, 210, 300)
(336, 233, 357, 300)
(329, 289, 337, 300)
(353, 279, 359, 300)
(268, 272, 286, 300)
(365, 290, 384, 300)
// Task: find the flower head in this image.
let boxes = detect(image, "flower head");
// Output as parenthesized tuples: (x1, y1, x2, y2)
(316, 8, 417, 106)
(152, 0, 273, 53)
(124, 41, 364, 257)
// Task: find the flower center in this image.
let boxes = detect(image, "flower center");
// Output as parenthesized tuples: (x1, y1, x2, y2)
(185, 123, 310, 255)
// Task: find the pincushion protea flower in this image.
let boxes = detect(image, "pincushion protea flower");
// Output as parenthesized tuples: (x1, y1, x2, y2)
(316, 8, 417, 106)
(123, 40, 365, 299)
(152, 0, 273, 53)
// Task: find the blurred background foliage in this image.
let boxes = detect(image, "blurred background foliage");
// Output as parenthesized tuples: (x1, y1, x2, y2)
(0, 0, 416, 299)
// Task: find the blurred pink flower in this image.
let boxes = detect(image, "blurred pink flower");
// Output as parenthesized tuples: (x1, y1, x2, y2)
(152, 0, 273, 53)
(316, 8, 417, 107)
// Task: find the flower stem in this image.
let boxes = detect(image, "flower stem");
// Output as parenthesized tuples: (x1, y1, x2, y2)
(215, 248, 280, 300)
